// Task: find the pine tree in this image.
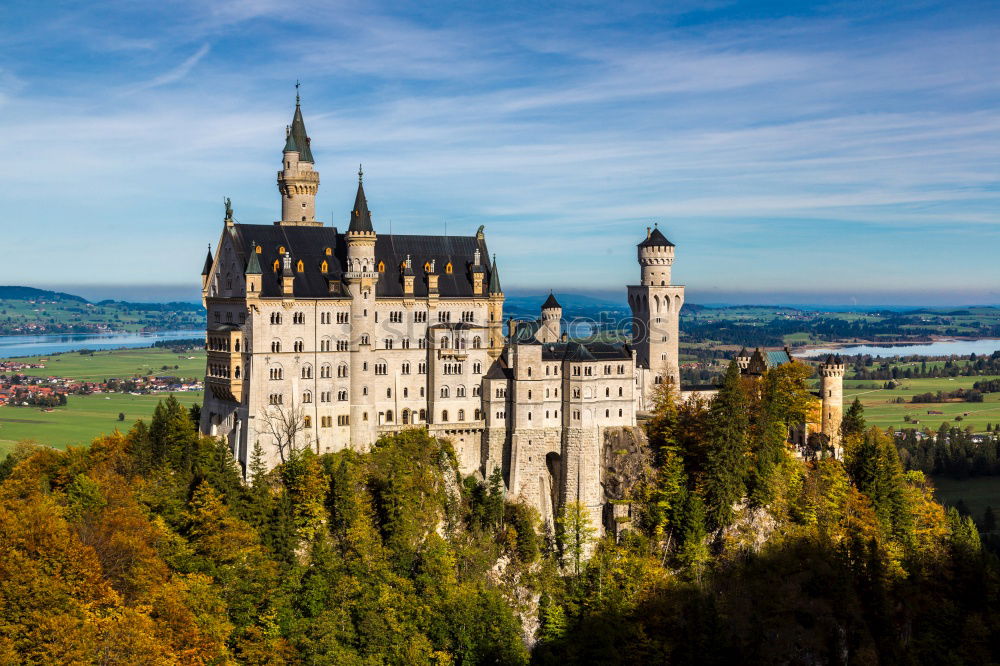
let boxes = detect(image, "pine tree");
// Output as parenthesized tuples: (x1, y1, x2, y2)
(702, 361, 750, 529)
(748, 370, 787, 508)
(841, 397, 866, 440)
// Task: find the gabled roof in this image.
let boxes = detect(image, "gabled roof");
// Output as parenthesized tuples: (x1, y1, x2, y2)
(201, 247, 213, 275)
(542, 292, 561, 310)
(638, 226, 674, 248)
(285, 98, 313, 163)
(348, 170, 374, 233)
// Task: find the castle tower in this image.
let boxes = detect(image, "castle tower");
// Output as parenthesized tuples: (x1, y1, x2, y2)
(736, 347, 751, 371)
(277, 89, 321, 226)
(487, 254, 505, 356)
(627, 224, 684, 404)
(344, 166, 378, 448)
(818, 355, 845, 457)
(539, 292, 562, 343)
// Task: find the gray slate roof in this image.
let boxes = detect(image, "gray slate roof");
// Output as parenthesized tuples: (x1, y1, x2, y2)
(284, 101, 313, 162)
(638, 226, 674, 248)
(228, 223, 495, 299)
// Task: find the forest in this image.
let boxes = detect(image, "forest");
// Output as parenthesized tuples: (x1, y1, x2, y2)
(1, 364, 999, 664)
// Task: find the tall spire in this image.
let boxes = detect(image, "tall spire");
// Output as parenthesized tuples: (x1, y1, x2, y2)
(489, 254, 502, 294)
(348, 164, 374, 233)
(283, 83, 313, 163)
(201, 244, 213, 276)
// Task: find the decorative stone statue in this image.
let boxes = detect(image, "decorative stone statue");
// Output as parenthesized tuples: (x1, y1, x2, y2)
(224, 197, 233, 221)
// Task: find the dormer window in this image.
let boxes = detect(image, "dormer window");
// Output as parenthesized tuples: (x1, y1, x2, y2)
(278, 246, 286, 255)
(273, 259, 280, 272)
(377, 261, 385, 273)
(321, 260, 328, 273)
(255, 245, 262, 254)
(325, 247, 332, 256)
(445, 262, 453, 274)
(296, 260, 304, 272)
(424, 261, 432, 272)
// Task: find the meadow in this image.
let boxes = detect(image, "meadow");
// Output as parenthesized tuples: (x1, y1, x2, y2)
(9, 347, 205, 382)
(843, 375, 1000, 433)
(0, 391, 203, 457)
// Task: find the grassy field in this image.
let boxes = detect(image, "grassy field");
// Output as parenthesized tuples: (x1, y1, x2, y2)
(843, 375, 1000, 433)
(932, 475, 1000, 520)
(8, 347, 205, 382)
(0, 391, 203, 458)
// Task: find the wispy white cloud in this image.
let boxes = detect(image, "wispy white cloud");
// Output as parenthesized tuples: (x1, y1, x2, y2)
(0, 1, 998, 298)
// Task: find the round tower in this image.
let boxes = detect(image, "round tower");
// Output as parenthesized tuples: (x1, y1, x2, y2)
(277, 90, 321, 225)
(539, 292, 562, 343)
(627, 224, 683, 404)
(344, 166, 378, 450)
(819, 355, 845, 456)
(638, 225, 675, 286)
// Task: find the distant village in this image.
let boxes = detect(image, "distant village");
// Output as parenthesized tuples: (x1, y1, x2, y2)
(0, 358, 202, 407)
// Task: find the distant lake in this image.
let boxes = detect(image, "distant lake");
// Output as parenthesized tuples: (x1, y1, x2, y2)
(797, 338, 1000, 358)
(0, 330, 203, 359)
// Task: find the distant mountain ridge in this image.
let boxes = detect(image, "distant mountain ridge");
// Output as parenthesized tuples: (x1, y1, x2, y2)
(0, 286, 88, 303)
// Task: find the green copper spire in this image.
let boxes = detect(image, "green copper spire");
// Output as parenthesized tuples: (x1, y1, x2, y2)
(245, 242, 262, 274)
(489, 254, 502, 294)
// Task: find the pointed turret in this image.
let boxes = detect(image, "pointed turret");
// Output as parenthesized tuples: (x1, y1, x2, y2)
(489, 254, 502, 294)
(285, 90, 313, 163)
(201, 244, 213, 276)
(348, 165, 374, 233)
(245, 243, 262, 274)
(277, 84, 320, 225)
(542, 292, 561, 310)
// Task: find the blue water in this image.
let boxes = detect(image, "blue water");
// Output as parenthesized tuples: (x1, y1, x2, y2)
(797, 339, 1000, 358)
(0, 330, 204, 359)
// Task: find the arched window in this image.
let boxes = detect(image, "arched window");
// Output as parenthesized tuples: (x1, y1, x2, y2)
(321, 260, 328, 273)
(273, 259, 280, 272)
(441, 386, 450, 398)
(402, 409, 410, 425)
(445, 262, 453, 274)
(296, 260, 304, 272)
(472, 336, 482, 349)
(377, 260, 385, 272)
(303, 415, 311, 428)
(440, 337, 449, 348)
(360, 334, 369, 345)
(457, 409, 465, 421)
(255, 245, 262, 254)
(234, 366, 241, 378)
(442, 410, 449, 422)
(271, 340, 281, 353)
(303, 391, 313, 404)
(424, 261, 432, 272)
(457, 386, 466, 397)
(301, 364, 312, 379)
(419, 408, 426, 421)
(385, 409, 393, 423)
(278, 246, 286, 255)
(325, 247, 332, 256)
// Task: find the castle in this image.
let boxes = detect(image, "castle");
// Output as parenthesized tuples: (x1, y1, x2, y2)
(199, 95, 843, 531)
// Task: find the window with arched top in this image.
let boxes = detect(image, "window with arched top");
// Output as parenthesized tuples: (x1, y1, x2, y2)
(278, 246, 286, 254)
(321, 260, 328, 273)
(255, 245, 262, 254)
(445, 262, 453, 274)
(377, 261, 385, 272)
(325, 247, 332, 256)
(442, 410, 449, 422)
(424, 261, 432, 272)
(273, 260, 280, 272)
(296, 260, 304, 272)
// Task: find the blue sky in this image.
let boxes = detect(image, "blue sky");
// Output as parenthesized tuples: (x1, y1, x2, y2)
(2, 0, 999, 304)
